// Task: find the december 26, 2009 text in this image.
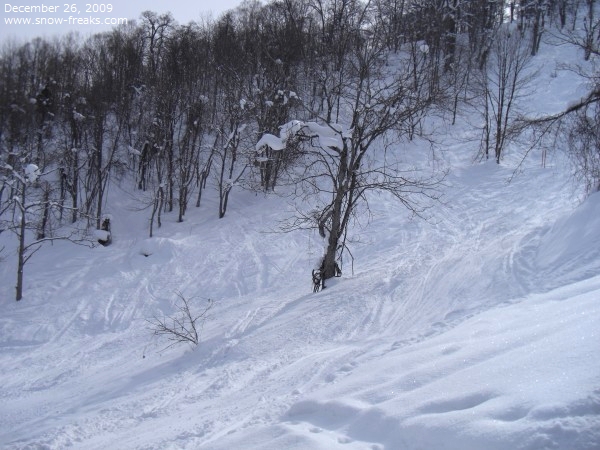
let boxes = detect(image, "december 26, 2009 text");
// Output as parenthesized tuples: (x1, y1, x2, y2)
(5, 4, 114, 13)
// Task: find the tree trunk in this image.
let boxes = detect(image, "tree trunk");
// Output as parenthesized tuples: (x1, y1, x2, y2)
(71, 149, 79, 223)
(584, 0, 595, 61)
(531, 0, 543, 56)
(16, 183, 27, 301)
(321, 142, 349, 284)
(322, 228, 340, 282)
(178, 185, 187, 222)
(95, 119, 104, 228)
(149, 185, 164, 238)
(219, 187, 230, 219)
(37, 183, 50, 240)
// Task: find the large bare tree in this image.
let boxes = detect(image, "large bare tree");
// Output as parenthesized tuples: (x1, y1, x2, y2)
(268, 31, 444, 284)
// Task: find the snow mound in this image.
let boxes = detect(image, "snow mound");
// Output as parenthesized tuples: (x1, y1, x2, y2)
(93, 229, 110, 241)
(24, 163, 40, 183)
(136, 237, 177, 259)
(536, 191, 600, 287)
(256, 133, 284, 151)
(205, 276, 600, 450)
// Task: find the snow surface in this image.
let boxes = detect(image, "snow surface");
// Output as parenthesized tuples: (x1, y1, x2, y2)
(256, 134, 285, 152)
(0, 40, 599, 450)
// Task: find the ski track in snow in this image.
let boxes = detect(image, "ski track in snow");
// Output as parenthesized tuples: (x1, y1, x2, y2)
(2, 152, 598, 449)
(1, 146, 598, 450)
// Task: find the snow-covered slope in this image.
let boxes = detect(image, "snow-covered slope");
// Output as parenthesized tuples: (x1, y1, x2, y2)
(1, 44, 599, 450)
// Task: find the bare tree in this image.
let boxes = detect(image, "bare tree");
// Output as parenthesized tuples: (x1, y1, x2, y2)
(78, 33, 135, 228)
(1, 163, 90, 300)
(518, 0, 548, 56)
(269, 35, 444, 285)
(513, 73, 600, 188)
(215, 118, 252, 219)
(567, 99, 600, 192)
(213, 80, 254, 219)
(510, 2, 600, 179)
(552, 0, 599, 60)
(148, 292, 213, 348)
(463, 0, 505, 69)
(476, 27, 536, 163)
(582, 0, 598, 60)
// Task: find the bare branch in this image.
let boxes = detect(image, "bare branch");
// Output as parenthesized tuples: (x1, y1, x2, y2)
(147, 292, 213, 349)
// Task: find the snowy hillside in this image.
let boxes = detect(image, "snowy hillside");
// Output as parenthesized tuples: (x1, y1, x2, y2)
(1, 29, 600, 450)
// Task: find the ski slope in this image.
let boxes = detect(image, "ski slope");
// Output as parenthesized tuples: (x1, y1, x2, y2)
(1, 42, 599, 449)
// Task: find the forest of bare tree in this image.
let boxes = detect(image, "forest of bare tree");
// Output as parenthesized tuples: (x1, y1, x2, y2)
(1, 0, 599, 299)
